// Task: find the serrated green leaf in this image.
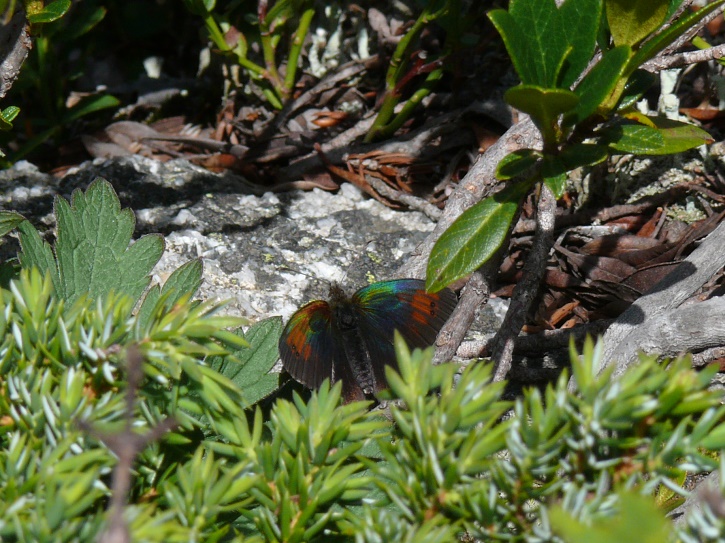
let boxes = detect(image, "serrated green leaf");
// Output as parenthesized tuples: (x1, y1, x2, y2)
(565, 45, 632, 125)
(0, 211, 24, 238)
(559, 0, 604, 87)
(426, 179, 534, 291)
(208, 317, 283, 407)
(496, 149, 541, 180)
(606, 0, 669, 46)
(52, 178, 164, 304)
(599, 123, 665, 154)
(27, 0, 71, 23)
(137, 259, 203, 329)
(505, 85, 579, 143)
(17, 220, 62, 294)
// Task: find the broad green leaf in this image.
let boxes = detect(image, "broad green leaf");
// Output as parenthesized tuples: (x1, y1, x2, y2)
(208, 317, 283, 407)
(544, 172, 568, 198)
(505, 85, 579, 143)
(640, 117, 713, 155)
(599, 123, 665, 154)
(63, 6, 106, 41)
(136, 259, 204, 330)
(606, 0, 669, 46)
(52, 178, 164, 304)
(559, 0, 604, 87)
(541, 156, 569, 198)
(626, 0, 725, 74)
(17, 220, 62, 294)
(565, 45, 631, 125)
(62, 94, 120, 124)
(0, 211, 24, 238)
(27, 0, 71, 23)
(496, 149, 542, 180)
(489, 0, 570, 88)
(617, 70, 656, 110)
(559, 143, 609, 169)
(427, 179, 534, 291)
(509, 0, 570, 87)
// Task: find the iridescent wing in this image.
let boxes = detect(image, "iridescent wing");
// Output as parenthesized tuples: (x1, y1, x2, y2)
(278, 299, 367, 402)
(351, 279, 457, 391)
(278, 300, 337, 390)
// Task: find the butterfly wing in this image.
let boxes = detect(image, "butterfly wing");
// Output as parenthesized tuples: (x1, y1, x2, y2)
(351, 279, 457, 391)
(279, 299, 368, 402)
(278, 300, 338, 390)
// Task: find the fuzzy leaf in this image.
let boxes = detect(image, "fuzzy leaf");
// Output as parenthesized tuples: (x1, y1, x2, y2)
(136, 258, 204, 330)
(427, 179, 534, 291)
(0, 211, 25, 238)
(208, 317, 283, 407)
(34, 178, 166, 304)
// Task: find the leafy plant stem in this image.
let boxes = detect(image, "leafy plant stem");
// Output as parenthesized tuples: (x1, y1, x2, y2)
(374, 67, 444, 141)
(284, 7, 315, 93)
(365, 3, 446, 142)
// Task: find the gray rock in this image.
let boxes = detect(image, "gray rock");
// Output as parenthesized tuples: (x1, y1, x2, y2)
(0, 155, 502, 343)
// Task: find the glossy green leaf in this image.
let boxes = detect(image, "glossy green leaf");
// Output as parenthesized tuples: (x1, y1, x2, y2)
(0, 106, 20, 131)
(489, 0, 570, 87)
(617, 70, 656, 110)
(27, 0, 71, 23)
(505, 85, 579, 143)
(558, 143, 609, 170)
(427, 179, 534, 291)
(640, 117, 713, 155)
(606, 0, 669, 46)
(541, 156, 569, 198)
(496, 149, 542, 180)
(559, 0, 604, 87)
(599, 123, 665, 154)
(565, 45, 631, 125)
(626, 0, 725, 73)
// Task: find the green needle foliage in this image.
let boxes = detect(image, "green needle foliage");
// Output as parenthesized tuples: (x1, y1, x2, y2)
(2, 180, 725, 539)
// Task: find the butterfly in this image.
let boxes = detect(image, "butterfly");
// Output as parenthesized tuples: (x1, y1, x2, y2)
(278, 278, 457, 403)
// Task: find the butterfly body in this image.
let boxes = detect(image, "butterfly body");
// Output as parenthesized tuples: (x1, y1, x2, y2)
(279, 279, 457, 402)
